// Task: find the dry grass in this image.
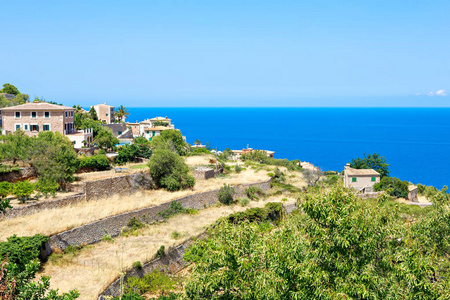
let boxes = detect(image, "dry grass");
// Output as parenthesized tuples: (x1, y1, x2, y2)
(0, 168, 269, 241)
(38, 195, 296, 300)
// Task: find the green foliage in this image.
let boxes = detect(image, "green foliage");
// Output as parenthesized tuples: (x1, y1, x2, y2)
(217, 184, 236, 205)
(95, 127, 119, 150)
(79, 154, 110, 171)
(191, 147, 211, 155)
(171, 231, 181, 239)
(226, 202, 283, 224)
(35, 178, 59, 198)
(133, 136, 151, 145)
(132, 261, 143, 270)
(32, 131, 80, 185)
(270, 167, 285, 183)
(101, 233, 114, 243)
(115, 105, 130, 122)
(156, 245, 165, 259)
(153, 120, 169, 127)
(374, 177, 409, 198)
(148, 149, 195, 191)
(0, 234, 48, 272)
(217, 148, 234, 161)
(158, 201, 197, 219)
(0, 130, 32, 165)
(0, 258, 80, 299)
(151, 130, 188, 156)
(0, 198, 12, 213)
(125, 270, 178, 296)
(89, 106, 98, 120)
(116, 144, 139, 165)
(0, 83, 20, 95)
(350, 152, 390, 178)
(238, 197, 250, 207)
(0, 181, 12, 199)
(127, 217, 146, 231)
(245, 186, 266, 200)
(241, 150, 302, 171)
(12, 180, 35, 203)
(234, 164, 242, 173)
(0, 164, 20, 173)
(184, 187, 445, 299)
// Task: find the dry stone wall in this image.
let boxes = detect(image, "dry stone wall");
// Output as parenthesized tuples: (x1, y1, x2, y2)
(46, 180, 271, 252)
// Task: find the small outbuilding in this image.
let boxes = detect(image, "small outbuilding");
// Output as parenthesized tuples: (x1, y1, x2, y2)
(407, 185, 419, 202)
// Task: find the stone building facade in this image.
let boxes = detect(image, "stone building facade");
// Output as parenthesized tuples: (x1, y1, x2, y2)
(344, 164, 380, 193)
(1, 102, 75, 136)
(91, 103, 115, 124)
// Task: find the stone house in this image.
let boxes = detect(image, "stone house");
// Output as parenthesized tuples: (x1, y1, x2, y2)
(91, 103, 115, 124)
(344, 164, 381, 193)
(408, 185, 419, 202)
(66, 128, 94, 149)
(232, 148, 275, 159)
(1, 102, 75, 136)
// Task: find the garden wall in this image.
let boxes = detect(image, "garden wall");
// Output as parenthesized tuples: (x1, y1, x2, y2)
(46, 180, 271, 252)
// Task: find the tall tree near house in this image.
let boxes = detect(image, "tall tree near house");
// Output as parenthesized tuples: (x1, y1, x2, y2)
(0, 130, 32, 165)
(194, 139, 201, 146)
(115, 105, 129, 122)
(0, 83, 20, 95)
(89, 106, 98, 120)
(350, 153, 390, 178)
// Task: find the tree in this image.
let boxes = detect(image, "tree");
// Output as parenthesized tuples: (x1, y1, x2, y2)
(0, 83, 20, 95)
(115, 105, 129, 122)
(31, 132, 80, 185)
(302, 168, 324, 186)
(11, 181, 35, 203)
(350, 153, 390, 178)
(184, 187, 444, 299)
(0, 182, 12, 213)
(81, 118, 102, 136)
(151, 130, 188, 156)
(35, 178, 60, 198)
(95, 127, 119, 151)
(194, 139, 201, 146)
(217, 184, 236, 205)
(147, 148, 195, 191)
(89, 106, 98, 121)
(0, 130, 32, 165)
(374, 177, 409, 198)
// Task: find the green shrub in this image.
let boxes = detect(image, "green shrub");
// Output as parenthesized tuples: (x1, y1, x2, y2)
(0, 234, 49, 271)
(148, 149, 195, 191)
(374, 177, 409, 198)
(124, 270, 178, 296)
(218, 184, 236, 205)
(79, 154, 110, 171)
(127, 217, 146, 231)
(102, 233, 114, 243)
(158, 201, 197, 219)
(234, 164, 242, 173)
(171, 231, 181, 239)
(0, 198, 12, 213)
(0, 181, 12, 199)
(35, 177, 59, 198)
(133, 261, 143, 270)
(97, 149, 107, 155)
(156, 245, 165, 258)
(191, 148, 211, 155)
(245, 186, 266, 200)
(239, 197, 250, 207)
(12, 180, 35, 203)
(226, 202, 284, 224)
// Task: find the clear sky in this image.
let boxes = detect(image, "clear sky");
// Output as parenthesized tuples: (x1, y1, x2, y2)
(1, 0, 449, 107)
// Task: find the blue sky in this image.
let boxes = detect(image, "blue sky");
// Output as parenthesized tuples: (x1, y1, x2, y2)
(1, 0, 449, 107)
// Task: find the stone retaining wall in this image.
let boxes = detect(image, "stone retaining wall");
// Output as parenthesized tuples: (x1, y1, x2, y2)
(0, 167, 37, 182)
(46, 180, 271, 252)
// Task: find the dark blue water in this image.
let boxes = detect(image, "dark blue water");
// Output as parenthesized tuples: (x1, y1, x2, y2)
(126, 108, 450, 188)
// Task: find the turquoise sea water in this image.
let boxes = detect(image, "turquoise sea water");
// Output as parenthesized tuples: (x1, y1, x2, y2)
(127, 107, 450, 188)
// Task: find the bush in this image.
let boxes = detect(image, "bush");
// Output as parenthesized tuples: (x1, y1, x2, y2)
(148, 149, 195, 191)
(0, 181, 12, 199)
(158, 201, 197, 219)
(245, 186, 266, 200)
(79, 154, 110, 171)
(191, 148, 211, 155)
(12, 180, 35, 203)
(156, 245, 165, 258)
(238, 197, 250, 207)
(0, 234, 49, 272)
(133, 261, 143, 270)
(226, 202, 284, 224)
(218, 184, 236, 205)
(234, 164, 242, 173)
(97, 149, 107, 155)
(127, 217, 146, 231)
(35, 177, 59, 198)
(124, 270, 178, 296)
(171, 231, 181, 239)
(374, 177, 409, 198)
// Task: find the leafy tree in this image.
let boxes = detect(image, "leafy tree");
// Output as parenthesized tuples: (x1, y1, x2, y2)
(78, 154, 111, 171)
(194, 139, 201, 146)
(115, 105, 130, 122)
(0, 83, 20, 95)
(80, 118, 103, 136)
(116, 144, 140, 165)
(31, 132, 80, 185)
(35, 178, 60, 198)
(147, 149, 195, 191)
(89, 106, 98, 121)
(133, 136, 150, 145)
(0, 182, 12, 199)
(184, 187, 444, 299)
(350, 153, 390, 178)
(12, 181, 35, 203)
(0, 130, 32, 165)
(374, 177, 409, 198)
(94, 127, 119, 151)
(151, 130, 188, 156)
(205, 142, 211, 151)
(217, 184, 236, 205)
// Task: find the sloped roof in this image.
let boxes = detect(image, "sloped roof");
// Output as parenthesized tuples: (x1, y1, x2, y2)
(1, 102, 73, 111)
(145, 126, 171, 131)
(150, 116, 171, 121)
(345, 167, 380, 176)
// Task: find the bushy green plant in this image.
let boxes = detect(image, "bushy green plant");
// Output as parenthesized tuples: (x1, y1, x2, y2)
(218, 184, 236, 205)
(132, 261, 143, 270)
(125, 270, 178, 296)
(374, 177, 409, 198)
(156, 245, 165, 258)
(127, 217, 146, 231)
(148, 149, 195, 191)
(0, 234, 48, 272)
(97, 149, 107, 155)
(171, 231, 181, 239)
(191, 148, 211, 155)
(0, 181, 12, 199)
(35, 177, 59, 198)
(238, 197, 250, 207)
(234, 164, 242, 173)
(158, 201, 197, 219)
(12, 180, 35, 203)
(79, 154, 110, 171)
(245, 186, 266, 200)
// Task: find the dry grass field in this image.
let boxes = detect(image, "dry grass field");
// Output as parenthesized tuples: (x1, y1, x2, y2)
(38, 195, 297, 300)
(0, 167, 269, 241)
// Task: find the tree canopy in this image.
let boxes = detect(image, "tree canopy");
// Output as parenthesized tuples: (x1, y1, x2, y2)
(0, 83, 20, 95)
(349, 153, 390, 178)
(151, 130, 188, 156)
(115, 105, 129, 122)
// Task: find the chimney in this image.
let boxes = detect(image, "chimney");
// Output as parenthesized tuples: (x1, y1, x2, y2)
(345, 163, 351, 169)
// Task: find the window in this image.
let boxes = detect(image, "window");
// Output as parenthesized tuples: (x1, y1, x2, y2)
(24, 124, 28, 130)
(44, 111, 50, 118)
(15, 124, 21, 130)
(65, 111, 68, 117)
(106, 113, 108, 116)
(43, 124, 50, 131)
(15, 112, 20, 118)
(118, 131, 122, 135)
(30, 124, 39, 132)
(371, 177, 376, 182)
(31, 111, 37, 118)
(352, 177, 357, 182)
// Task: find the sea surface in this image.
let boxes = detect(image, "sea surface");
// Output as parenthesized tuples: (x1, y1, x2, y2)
(126, 107, 450, 188)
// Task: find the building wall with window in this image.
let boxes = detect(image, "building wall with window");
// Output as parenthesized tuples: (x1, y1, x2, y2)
(91, 103, 115, 124)
(1, 102, 75, 137)
(343, 164, 380, 191)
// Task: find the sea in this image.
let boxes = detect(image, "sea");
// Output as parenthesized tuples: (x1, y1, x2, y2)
(126, 107, 450, 189)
